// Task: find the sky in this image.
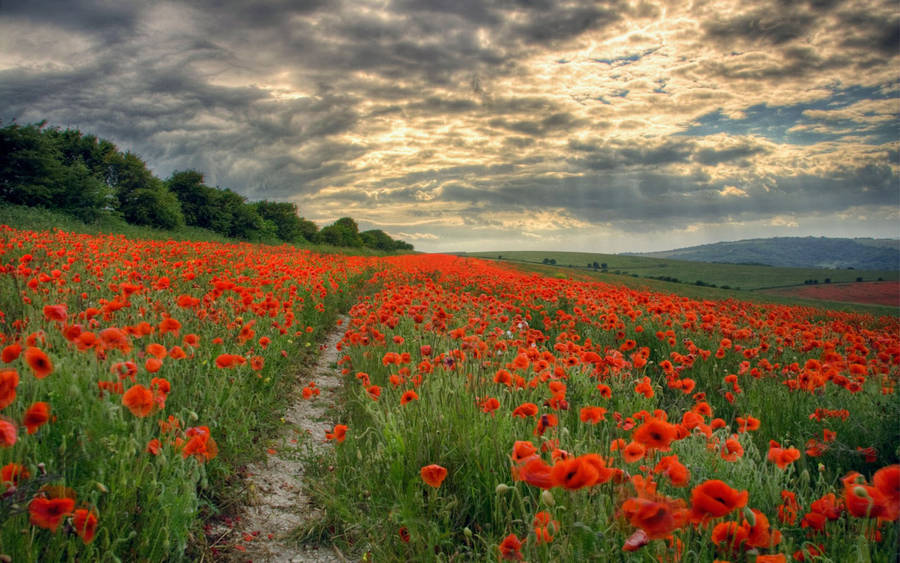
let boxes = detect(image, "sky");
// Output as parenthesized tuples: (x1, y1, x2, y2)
(2, 0, 898, 253)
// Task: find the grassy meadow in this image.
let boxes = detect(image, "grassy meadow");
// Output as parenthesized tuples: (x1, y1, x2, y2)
(0, 216, 897, 561)
(463, 250, 899, 291)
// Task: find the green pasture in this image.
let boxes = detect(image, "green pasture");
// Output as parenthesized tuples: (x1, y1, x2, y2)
(463, 250, 898, 291)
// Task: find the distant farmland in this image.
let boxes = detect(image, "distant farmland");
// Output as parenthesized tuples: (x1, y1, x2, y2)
(460, 250, 899, 309)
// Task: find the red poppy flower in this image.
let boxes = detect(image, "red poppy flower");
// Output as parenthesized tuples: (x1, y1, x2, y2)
(145, 357, 163, 374)
(400, 390, 418, 405)
(498, 533, 525, 560)
(326, 424, 347, 443)
(0, 418, 17, 447)
(623, 441, 646, 463)
(622, 496, 689, 539)
(514, 456, 555, 489)
(632, 417, 678, 451)
(690, 480, 749, 521)
(767, 441, 801, 470)
(1, 344, 22, 363)
(145, 343, 167, 359)
(512, 402, 538, 418)
(29, 496, 75, 531)
(511, 440, 537, 463)
(1, 462, 29, 487)
(420, 464, 448, 488)
(24, 347, 53, 378)
(579, 406, 607, 424)
(122, 384, 154, 417)
(73, 508, 99, 543)
(42, 304, 67, 322)
(215, 354, 246, 368)
(23, 402, 50, 434)
(0, 369, 19, 409)
(181, 426, 218, 462)
(550, 456, 599, 490)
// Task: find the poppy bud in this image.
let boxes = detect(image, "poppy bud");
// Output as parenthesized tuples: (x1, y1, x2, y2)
(743, 506, 756, 526)
(95, 482, 108, 494)
(541, 490, 555, 506)
(495, 483, 510, 495)
(853, 485, 869, 498)
(463, 527, 473, 539)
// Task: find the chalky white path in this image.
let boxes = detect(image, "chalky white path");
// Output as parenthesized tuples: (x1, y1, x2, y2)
(216, 317, 348, 562)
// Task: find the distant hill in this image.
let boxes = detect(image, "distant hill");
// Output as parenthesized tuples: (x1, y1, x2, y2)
(629, 237, 900, 270)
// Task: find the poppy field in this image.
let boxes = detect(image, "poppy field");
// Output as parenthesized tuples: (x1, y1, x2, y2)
(0, 227, 897, 561)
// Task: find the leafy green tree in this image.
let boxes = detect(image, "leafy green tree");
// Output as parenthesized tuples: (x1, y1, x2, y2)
(320, 217, 363, 247)
(218, 189, 265, 239)
(360, 229, 395, 250)
(0, 122, 111, 221)
(108, 152, 183, 228)
(254, 200, 308, 242)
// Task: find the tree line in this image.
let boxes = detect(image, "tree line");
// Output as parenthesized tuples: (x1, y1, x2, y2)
(0, 121, 413, 251)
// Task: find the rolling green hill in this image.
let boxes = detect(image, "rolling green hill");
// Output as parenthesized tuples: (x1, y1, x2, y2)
(629, 237, 899, 270)
(460, 250, 899, 292)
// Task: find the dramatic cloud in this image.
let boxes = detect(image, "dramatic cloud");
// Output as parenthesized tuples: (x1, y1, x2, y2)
(2, 0, 897, 252)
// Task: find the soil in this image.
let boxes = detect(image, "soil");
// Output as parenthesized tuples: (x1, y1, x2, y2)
(761, 280, 899, 307)
(209, 318, 348, 562)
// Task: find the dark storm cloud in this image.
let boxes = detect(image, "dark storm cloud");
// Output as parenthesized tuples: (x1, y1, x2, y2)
(1, 0, 897, 249)
(703, 6, 817, 46)
(431, 162, 898, 231)
(1, 0, 141, 38)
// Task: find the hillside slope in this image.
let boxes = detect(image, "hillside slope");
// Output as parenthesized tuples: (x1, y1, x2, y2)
(630, 237, 899, 270)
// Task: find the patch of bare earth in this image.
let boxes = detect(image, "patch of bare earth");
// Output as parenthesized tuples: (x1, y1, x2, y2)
(762, 281, 900, 307)
(210, 317, 348, 562)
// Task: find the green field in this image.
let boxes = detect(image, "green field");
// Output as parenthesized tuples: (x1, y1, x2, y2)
(462, 250, 899, 290)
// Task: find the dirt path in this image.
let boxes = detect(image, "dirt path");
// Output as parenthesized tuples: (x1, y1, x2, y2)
(212, 317, 348, 562)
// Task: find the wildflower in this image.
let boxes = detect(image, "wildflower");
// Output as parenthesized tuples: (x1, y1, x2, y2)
(42, 304, 67, 322)
(0, 369, 19, 409)
(622, 496, 689, 539)
(24, 347, 53, 378)
(532, 511, 559, 543)
(550, 456, 599, 490)
(400, 390, 418, 405)
(145, 343, 167, 359)
(29, 496, 75, 531)
(420, 464, 448, 488)
(325, 424, 347, 443)
(480, 397, 500, 414)
(579, 406, 607, 424)
(0, 418, 17, 447)
(215, 354, 246, 368)
(182, 426, 218, 462)
(767, 441, 801, 470)
(23, 402, 50, 434)
(1, 462, 29, 488)
(158, 317, 181, 336)
(654, 455, 690, 487)
(498, 533, 525, 560)
(1, 344, 21, 363)
(514, 456, 555, 489)
(720, 436, 744, 462)
(623, 441, 646, 463)
(146, 438, 161, 455)
(633, 417, 678, 451)
(72, 508, 99, 543)
(533, 413, 557, 436)
(690, 480, 749, 522)
(98, 327, 131, 353)
(122, 384, 154, 417)
(512, 402, 538, 418)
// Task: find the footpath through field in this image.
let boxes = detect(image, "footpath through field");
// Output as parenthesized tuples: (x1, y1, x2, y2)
(210, 317, 349, 562)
